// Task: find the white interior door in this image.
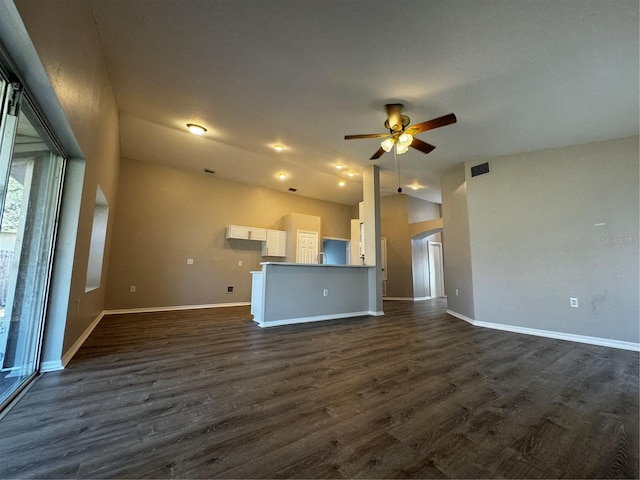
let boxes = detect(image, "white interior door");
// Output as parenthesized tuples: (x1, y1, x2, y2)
(296, 230, 318, 264)
(428, 241, 445, 298)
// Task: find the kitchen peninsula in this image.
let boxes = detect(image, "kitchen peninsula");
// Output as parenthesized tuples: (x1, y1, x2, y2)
(251, 262, 382, 327)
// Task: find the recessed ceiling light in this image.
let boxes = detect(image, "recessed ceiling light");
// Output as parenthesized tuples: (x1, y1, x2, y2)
(278, 173, 287, 180)
(347, 171, 355, 177)
(338, 180, 346, 187)
(273, 143, 285, 152)
(335, 164, 344, 170)
(187, 123, 207, 135)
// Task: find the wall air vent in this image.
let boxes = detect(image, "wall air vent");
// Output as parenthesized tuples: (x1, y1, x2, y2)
(288, 187, 297, 192)
(470, 161, 491, 178)
(204, 168, 216, 175)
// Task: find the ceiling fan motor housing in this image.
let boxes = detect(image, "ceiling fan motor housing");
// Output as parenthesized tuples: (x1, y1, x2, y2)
(384, 104, 410, 132)
(384, 115, 411, 132)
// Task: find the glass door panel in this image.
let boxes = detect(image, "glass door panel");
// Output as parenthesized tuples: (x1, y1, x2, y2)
(0, 87, 64, 409)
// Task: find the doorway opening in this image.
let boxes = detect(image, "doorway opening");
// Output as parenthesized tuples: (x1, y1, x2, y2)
(321, 238, 349, 265)
(411, 228, 445, 301)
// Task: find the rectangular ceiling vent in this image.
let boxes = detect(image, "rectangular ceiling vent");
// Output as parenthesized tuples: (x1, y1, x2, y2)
(470, 161, 491, 178)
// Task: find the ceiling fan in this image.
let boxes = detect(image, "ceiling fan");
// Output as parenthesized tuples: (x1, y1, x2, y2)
(344, 104, 457, 160)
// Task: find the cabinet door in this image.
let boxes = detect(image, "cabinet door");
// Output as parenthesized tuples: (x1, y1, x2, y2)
(227, 225, 266, 240)
(248, 227, 267, 241)
(227, 225, 249, 239)
(262, 229, 286, 257)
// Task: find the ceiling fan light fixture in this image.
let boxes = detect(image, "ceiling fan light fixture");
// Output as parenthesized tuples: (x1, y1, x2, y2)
(396, 144, 409, 155)
(398, 133, 413, 147)
(381, 138, 395, 152)
(187, 123, 207, 135)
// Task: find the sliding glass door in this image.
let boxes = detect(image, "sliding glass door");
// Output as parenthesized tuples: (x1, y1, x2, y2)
(0, 78, 64, 409)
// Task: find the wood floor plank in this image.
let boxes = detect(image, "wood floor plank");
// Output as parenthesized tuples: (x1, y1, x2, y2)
(0, 300, 637, 479)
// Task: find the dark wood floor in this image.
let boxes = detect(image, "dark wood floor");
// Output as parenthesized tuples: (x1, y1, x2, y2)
(0, 299, 637, 479)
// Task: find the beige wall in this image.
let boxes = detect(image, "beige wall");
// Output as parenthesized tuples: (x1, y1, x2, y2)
(14, 0, 121, 355)
(441, 165, 475, 319)
(407, 195, 441, 224)
(106, 158, 353, 309)
(442, 136, 639, 344)
(466, 136, 639, 343)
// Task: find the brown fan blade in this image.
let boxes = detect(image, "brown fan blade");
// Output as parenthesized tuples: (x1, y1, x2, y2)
(370, 147, 385, 160)
(405, 113, 457, 136)
(385, 103, 404, 131)
(344, 133, 389, 140)
(410, 138, 436, 155)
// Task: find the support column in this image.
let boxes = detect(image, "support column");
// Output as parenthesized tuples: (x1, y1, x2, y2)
(362, 165, 384, 315)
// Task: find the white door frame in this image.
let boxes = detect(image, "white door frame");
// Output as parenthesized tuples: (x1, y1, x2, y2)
(428, 241, 445, 298)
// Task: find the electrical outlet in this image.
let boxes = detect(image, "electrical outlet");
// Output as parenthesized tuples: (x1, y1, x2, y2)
(455, 289, 459, 296)
(227, 285, 234, 294)
(323, 289, 328, 297)
(187, 258, 194, 265)
(570, 297, 579, 308)
(130, 285, 136, 293)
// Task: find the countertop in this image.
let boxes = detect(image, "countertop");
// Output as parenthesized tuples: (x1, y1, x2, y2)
(259, 262, 372, 268)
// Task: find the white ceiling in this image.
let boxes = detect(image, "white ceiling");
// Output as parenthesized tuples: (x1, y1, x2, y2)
(90, 0, 639, 205)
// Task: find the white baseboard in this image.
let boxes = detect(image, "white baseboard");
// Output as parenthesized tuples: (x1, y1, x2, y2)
(446, 309, 475, 325)
(446, 309, 640, 352)
(384, 296, 432, 301)
(104, 302, 251, 315)
(40, 360, 64, 372)
(259, 310, 381, 328)
(60, 311, 106, 368)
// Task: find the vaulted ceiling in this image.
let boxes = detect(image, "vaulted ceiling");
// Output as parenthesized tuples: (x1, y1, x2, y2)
(90, 0, 638, 205)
